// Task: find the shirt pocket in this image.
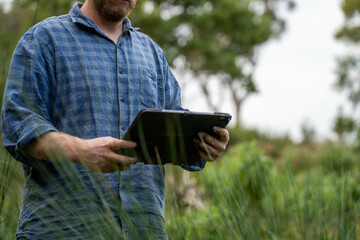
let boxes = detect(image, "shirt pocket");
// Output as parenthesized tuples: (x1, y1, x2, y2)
(138, 66, 158, 108)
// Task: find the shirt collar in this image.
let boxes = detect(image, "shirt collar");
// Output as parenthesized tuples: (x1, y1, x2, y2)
(123, 17, 140, 32)
(69, 2, 139, 33)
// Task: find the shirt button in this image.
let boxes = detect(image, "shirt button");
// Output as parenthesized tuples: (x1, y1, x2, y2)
(119, 70, 123, 74)
(121, 97, 125, 102)
(122, 126, 126, 131)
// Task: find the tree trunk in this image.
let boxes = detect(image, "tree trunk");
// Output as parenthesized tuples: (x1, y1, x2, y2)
(199, 78, 219, 112)
(229, 82, 247, 128)
(234, 100, 241, 128)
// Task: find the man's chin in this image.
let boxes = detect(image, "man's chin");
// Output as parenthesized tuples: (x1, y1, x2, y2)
(95, 0, 136, 22)
(102, 14, 127, 22)
(101, 7, 132, 22)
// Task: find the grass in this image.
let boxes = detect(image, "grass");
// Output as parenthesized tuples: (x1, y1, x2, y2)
(0, 148, 23, 240)
(166, 142, 360, 239)
(1, 141, 360, 239)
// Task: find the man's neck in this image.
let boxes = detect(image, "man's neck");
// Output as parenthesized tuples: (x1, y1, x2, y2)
(80, 1, 124, 44)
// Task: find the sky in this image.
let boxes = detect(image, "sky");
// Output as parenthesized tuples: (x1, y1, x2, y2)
(178, 0, 351, 142)
(0, 0, 353, 141)
(0, 0, 10, 11)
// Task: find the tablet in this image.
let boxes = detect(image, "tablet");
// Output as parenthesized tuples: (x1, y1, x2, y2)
(120, 108, 232, 166)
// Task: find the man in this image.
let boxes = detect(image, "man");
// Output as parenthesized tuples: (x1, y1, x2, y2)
(1, 0, 229, 239)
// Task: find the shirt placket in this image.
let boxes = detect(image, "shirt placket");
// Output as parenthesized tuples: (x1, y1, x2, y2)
(116, 35, 129, 138)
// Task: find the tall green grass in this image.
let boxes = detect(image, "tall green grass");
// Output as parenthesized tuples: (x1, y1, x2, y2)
(0, 148, 23, 240)
(166, 142, 360, 239)
(1, 141, 360, 239)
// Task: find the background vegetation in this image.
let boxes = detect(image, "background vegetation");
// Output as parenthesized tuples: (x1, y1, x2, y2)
(1, 0, 360, 239)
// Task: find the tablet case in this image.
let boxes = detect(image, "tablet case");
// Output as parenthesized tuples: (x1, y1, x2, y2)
(120, 108, 232, 166)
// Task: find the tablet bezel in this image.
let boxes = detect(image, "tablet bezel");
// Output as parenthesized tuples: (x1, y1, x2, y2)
(121, 108, 232, 166)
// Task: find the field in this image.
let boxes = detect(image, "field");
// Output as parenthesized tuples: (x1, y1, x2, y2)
(1, 133, 360, 239)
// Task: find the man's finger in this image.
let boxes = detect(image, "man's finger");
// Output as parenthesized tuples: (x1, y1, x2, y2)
(212, 126, 230, 143)
(109, 139, 137, 150)
(198, 132, 226, 153)
(197, 148, 215, 162)
(195, 137, 220, 157)
(105, 153, 136, 171)
(110, 151, 137, 165)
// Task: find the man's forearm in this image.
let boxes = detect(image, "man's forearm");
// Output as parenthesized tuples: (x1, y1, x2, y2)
(25, 131, 81, 162)
(25, 132, 137, 172)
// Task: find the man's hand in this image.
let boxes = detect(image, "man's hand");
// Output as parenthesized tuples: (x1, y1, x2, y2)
(26, 132, 137, 173)
(193, 126, 230, 162)
(75, 137, 137, 172)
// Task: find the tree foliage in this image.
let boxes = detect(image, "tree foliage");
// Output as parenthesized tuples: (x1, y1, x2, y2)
(300, 120, 316, 145)
(131, 0, 295, 127)
(333, 107, 355, 143)
(0, 0, 294, 127)
(334, 0, 360, 149)
(335, 0, 360, 106)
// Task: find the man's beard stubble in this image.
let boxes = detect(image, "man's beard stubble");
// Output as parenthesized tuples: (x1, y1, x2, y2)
(93, 0, 136, 22)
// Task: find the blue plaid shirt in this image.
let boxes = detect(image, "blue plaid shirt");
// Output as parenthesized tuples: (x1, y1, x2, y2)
(1, 3, 204, 239)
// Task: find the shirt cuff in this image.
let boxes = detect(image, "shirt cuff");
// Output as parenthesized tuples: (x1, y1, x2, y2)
(181, 158, 207, 171)
(11, 123, 58, 166)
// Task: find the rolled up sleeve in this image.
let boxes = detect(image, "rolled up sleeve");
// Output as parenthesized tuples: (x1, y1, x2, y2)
(1, 31, 57, 165)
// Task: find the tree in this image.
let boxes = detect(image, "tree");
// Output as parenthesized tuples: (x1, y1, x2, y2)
(131, 0, 295, 127)
(300, 120, 316, 145)
(334, 0, 360, 149)
(333, 107, 355, 144)
(335, 0, 360, 106)
(1, 0, 295, 127)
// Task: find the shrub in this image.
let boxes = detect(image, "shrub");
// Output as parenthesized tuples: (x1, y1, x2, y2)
(165, 142, 360, 239)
